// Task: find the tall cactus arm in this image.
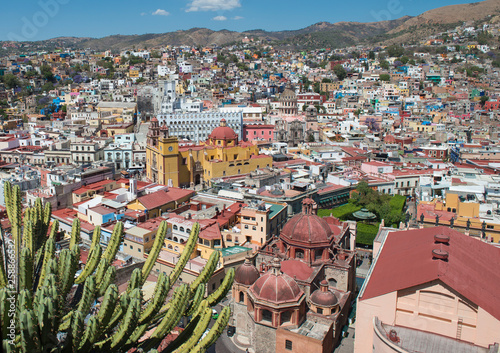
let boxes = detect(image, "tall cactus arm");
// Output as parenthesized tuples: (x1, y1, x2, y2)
(4, 181, 12, 221)
(19, 309, 41, 353)
(207, 268, 234, 306)
(69, 218, 81, 252)
(22, 208, 34, 253)
(139, 284, 189, 351)
(0, 246, 8, 289)
(169, 223, 199, 284)
(190, 306, 231, 353)
(77, 275, 96, 317)
(126, 268, 143, 295)
(94, 258, 109, 286)
(17, 289, 33, 313)
(109, 289, 141, 350)
(63, 310, 84, 353)
(102, 221, 123, 264)
(37, 297, 59, 349)
(57, 249, 78, 300)
(75, 226, 102, 285)
(38, 201, 52, 251)
(36, 238, 55, 290)
(139, 272, 170, 325)
(96, 284, 119, 332)
(78, 315, 99, 352)
(186, 284, 205, 317)
(0, 288, 10, 341)
(141, 221, 167, 284)
(19, 247, 33, 292)
(189, 250, 220, 295)
(174, 306, 212, 353)
(97, 265, 116, 297)
(11, 185, 22, 260)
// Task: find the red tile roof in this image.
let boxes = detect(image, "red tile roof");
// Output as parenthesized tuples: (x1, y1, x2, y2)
(138, 188, 194, 210)
(361, 226, 500, 321)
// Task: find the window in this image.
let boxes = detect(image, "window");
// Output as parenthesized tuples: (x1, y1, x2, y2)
(317, 308, 323, 315)
(239, 291, 245, 303)
(285, 340, 293, 350)
(252, 226, 256, 231)
(173, 225, 178, 230)
(180, 227, 185, 232)
(262, 309, 273, 323)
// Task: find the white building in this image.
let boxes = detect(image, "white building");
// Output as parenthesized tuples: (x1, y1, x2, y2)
(157, 111, 243, 142)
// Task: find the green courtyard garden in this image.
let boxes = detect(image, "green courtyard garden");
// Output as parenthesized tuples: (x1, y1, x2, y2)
(318, 181, 407, 247)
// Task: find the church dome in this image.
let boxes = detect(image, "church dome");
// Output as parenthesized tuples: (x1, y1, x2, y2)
(310, 280, 338, 308)
(281, 198, 333, 245)
(235, 257, 260, 286)
(250, 258, 303, 304)
(208, 119, 238, 140)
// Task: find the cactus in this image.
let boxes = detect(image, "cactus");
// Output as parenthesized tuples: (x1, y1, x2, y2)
(191, 306, 231, 353)
(0, 180, 233, 352)
(141, 220, 167, 284)
(207, 268, 235, 306)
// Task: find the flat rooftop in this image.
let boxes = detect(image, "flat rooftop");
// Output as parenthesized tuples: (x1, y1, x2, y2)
(289, 319, 330, 341)
(379, 321, 495, 353)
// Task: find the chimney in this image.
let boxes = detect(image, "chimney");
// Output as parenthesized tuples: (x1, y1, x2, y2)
(320, 280, 328, 293)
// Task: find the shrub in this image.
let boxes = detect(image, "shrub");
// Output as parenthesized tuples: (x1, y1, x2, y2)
(356, 223, 380, 246)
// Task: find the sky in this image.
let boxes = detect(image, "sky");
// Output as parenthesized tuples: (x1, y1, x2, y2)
(1, 0, 484, 42)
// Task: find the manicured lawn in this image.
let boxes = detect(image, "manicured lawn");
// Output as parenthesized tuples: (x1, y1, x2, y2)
(356, 223, 380, 246)
(317, 203, 361, 220)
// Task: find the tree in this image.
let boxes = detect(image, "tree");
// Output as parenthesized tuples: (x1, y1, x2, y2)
(2, 74, 21, 89)
(0, 181, 233, 352)
(40, 65, 54, 81)
(379, 60, 390, 70)
(387, 45, 404, 58)
(480, 95, 489, 107)
(368, 51, 375, 60)
(333, 64, 347, 80)
(379, 74, 390, 82)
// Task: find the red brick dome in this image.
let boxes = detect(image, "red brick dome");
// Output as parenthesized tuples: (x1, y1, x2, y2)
(235, 257, 260, 286)
(249, 258, 303, 304)
(208, 118, 238, 140)
(310, 280, 338, 308)
(281, 199, 333, 245)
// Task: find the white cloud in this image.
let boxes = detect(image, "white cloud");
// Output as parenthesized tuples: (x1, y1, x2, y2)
(186, 0, 241, 12)
(141, 12, 147, 16)
(232, 16, 243, 20)
(152, 9, 170, 16)
(212, 15, 227, 21)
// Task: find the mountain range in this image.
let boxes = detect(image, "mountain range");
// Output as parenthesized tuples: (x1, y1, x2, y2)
(4, 0, 500, 52)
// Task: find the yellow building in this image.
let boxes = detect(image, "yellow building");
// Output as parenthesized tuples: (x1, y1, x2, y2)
(146, 118, 273, 188)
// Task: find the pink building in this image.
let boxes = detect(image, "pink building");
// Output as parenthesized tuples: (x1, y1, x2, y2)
(360, 161, 394, 175)
(243, 124, 275, 142)
(355, 226, 500, 353)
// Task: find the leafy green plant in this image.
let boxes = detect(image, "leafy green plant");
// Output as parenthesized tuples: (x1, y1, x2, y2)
(0, 181, 232, 353)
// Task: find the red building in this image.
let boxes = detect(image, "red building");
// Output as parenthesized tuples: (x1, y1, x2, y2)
(243, 124, 275, 142)
(484, 101, 500, 111)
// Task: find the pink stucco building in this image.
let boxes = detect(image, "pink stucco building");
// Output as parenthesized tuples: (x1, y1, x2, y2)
(355, 226, 500, 353)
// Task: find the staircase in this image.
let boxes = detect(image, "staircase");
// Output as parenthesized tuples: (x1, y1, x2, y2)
(456, 317, 463, 340)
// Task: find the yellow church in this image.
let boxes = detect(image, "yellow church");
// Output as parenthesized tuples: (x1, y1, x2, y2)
(146, 118, 273, 187)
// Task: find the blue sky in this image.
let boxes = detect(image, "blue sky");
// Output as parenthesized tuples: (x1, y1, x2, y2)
(1, 0, 483, 41)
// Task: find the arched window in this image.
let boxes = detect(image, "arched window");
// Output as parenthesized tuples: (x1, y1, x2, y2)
(173, 237, 178, 242)
(315, 249, 323, 261)
(173, 225, 178, 230)
(227, 234, 232, 242)
(186, 229, 191, 234)
(167, 244, 173, 250)
(180, 227, 185, 232)
(239, 291, 244, 303)
(295, 248, 304, 259)
(328, 278, 337, 288)
(174, 246, 179, 252)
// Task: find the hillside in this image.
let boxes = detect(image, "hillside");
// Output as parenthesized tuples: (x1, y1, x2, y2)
(383, 0, 500, 44)
(2, 0, 500, 53)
